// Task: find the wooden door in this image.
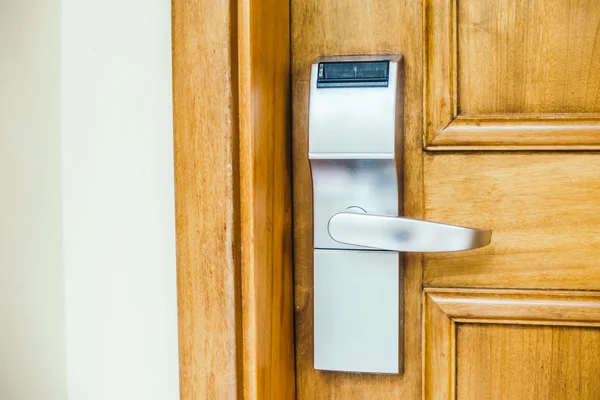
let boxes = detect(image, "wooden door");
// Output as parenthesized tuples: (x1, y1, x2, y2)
(292, 1, 600, 399)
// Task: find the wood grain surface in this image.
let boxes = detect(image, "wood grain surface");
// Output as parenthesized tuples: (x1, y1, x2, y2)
(173, 0, 600, 397)
(291, 0, 424, 398)
(173, 0, 294, 398)
(426, 116, 600, 150)
(457, 325, 600, 400)
(238, 0, 295, 397)
(423, 291, 456, 400)
(425, 0, 600, 149)
(424, 288, 600, 400)
(172, 0, 240, 397)
(457, 0, 600, 115)
(426, 288, 600, 325)
(423, 153, 600, 290)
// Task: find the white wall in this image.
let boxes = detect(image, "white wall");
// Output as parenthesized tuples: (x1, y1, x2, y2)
(1, 0, 179, 398)
(0, 1, 66, 399)
(61, 0, 179, 399)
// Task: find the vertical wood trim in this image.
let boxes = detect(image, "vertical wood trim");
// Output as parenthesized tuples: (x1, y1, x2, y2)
(172, 0, 294, 397)
(172, 0, 241, 397)
(423, 0, 455, 145)
(237, 2, 255, 399)
(423, 292, 455, 400)
(450, 0, 458, 119)
(238, 0, 295, 398)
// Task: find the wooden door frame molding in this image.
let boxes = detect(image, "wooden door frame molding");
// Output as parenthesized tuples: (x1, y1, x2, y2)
(172, 0, 294, 398)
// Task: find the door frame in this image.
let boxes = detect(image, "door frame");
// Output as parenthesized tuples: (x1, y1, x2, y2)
(171, 0, 295, 398)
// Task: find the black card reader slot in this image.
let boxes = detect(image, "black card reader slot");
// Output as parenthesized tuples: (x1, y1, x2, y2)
(316, 61, 389, 88)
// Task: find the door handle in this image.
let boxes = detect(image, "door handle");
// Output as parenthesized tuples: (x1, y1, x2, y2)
(328, 212, 491, 252)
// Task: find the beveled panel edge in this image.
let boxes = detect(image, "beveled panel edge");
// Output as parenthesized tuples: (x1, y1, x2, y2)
(425, 117, 600, 150)
(423, 291, 455, 400)
(423, 0, 455, 147)
(425, 288, 600, 325)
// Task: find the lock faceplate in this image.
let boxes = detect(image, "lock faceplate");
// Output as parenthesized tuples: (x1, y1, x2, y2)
(309, 55, 404, 374)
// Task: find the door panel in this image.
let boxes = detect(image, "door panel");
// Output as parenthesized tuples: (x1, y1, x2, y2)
(425, 0, 600, 149)
(423, 153, 600, 289)
(424, 289, 600, 399)
(456, 0, 600, 115)
(457, 324, 600, 400)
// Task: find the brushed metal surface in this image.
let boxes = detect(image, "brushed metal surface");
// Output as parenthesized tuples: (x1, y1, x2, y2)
(328, 212, 492, 252)
(313, 249, 399, 373)
(308, 61, 398, 157)
(311, 158, 397, 250)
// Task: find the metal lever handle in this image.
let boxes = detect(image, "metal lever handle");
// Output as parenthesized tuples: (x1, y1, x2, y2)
(328, 212, 491, 252)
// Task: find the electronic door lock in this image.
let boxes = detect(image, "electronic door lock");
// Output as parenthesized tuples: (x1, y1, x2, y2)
(308, 55, 491, 374)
